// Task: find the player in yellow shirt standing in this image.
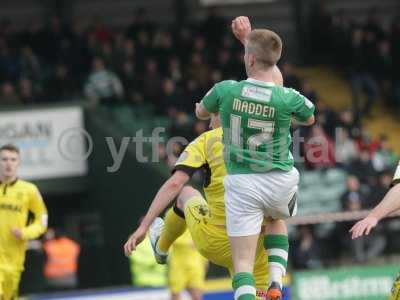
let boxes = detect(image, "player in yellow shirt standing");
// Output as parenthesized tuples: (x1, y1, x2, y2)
(169, 230, 207, 300)
(0, 144, 48, 300)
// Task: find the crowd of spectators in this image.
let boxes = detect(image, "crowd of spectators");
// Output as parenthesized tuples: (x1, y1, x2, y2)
(308, 2, 400, 116)
(0, 10, 241, 111)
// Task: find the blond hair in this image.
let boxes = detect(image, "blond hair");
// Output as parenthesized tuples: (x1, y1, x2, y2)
(246, 29, 282, 69)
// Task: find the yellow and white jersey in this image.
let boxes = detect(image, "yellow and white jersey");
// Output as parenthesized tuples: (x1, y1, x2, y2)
(174, 128, 226, 225)
(0, 179, 47, 272)
(393, 161, 400, 186)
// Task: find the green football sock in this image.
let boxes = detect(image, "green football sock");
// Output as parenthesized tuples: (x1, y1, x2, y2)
(232, 272, 256, 300)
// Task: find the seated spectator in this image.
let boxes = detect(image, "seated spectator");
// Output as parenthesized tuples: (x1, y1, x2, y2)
(84, 57, 124, 106)
(166, 57, 183, 84)
(349, 150, 376, 186)
(187, 53, 210, 89)
(335, 129, 358, 166)
(301, 79, 318, 103)
(0, 82, 21, 105)
(119, 60, 143, 105)
(304, 125, 336, 169)
(356, 130, 381, 155)
(291, 225, 322, 270)
(20, 45, 41, 81)
(141, 59, 162, 108)
(338, 109, 361, 139)
(367, 172, 393, 208)
(340, 176, 386, 263)
(315, 98, 338, 138)
(160, 78, 185, 115)
(281, 62, 301, 90)
(45, 64, 79, 102)
(19, 78, 38, 103)
(349, 28, 379, 117)
(372, 135, 398, 172)
(392, 17, 400, 109)
(341, 176, 367, 212)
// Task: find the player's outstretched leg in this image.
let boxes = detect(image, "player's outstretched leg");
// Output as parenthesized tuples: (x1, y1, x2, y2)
(150, 186, 201, 264)
(264, 219, 288, 300)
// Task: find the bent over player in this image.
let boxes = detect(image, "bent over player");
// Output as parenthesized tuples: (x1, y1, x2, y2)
(350, 161, 400, 300)
(196, 21, 315, 300)
(0, 144, 48, 300)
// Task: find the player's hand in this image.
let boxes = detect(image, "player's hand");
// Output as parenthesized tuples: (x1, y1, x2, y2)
(349, 216, 378, 239)
(124, 225, 147, 257)
(231, 16, 251, 44)
(12, 228, 23, 240)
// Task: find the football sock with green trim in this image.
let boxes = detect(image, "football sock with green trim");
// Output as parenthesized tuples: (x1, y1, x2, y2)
(264, 234, 289, 288)
(232, 272, 256, 300)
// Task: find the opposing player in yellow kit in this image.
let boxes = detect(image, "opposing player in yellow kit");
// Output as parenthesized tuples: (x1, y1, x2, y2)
(169, 230, 207, 300)
(124, 17, 286, 300)
(350, 161, 400, 300)
(0, 144, 48, 300)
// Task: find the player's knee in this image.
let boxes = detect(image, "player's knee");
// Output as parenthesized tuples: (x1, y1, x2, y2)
(177, 186, 201, 209)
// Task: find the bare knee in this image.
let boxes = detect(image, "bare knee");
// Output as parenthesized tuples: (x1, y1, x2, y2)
(176, 186, 201, 210)
(264, 218, 287, 235)
(171, 293, 181, 300)
(188, 289, 203, 300)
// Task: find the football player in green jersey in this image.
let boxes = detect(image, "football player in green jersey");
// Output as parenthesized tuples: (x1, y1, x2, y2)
(196, 17, 315, 300)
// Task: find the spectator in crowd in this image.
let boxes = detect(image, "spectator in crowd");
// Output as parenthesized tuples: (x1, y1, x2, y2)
(45, 64, 79, 102)
(187, 53, 210, 90)
(291, 225, 322, 270)
(281, 62, 301, 90)
(160, 78, 185, 115)
(341, 176, 367, 213)
(19, 77, 38, 103)
(367, 172, 393, 208)
(349, 150, 376, 185)
(300, 79, 318, 103)
(119, 60, 143, 105)
(314, 98, 338, 138)
(373, 40, 392, 102)
(356, 130, 380, 155)
(307, 0, 333, 60)
(349, 27, 379, 117)
(20, 45, 41, 82)
(84, 57, 124, 106)
(1, 82, 21, 105)
(141, 59, 162, 109)
(340, 176, 386, 263)
(338, 109, 361, 139)
(335, 129, 358, 166)
(304, 125, 336, 169)
(372, 136, 398, 172)
(391, 17, 400, 109)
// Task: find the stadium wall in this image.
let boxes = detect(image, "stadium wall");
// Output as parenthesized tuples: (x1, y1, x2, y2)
(84, 108, 170, 286)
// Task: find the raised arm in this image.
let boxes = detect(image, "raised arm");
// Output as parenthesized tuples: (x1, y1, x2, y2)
(124, 170, 190, 256)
